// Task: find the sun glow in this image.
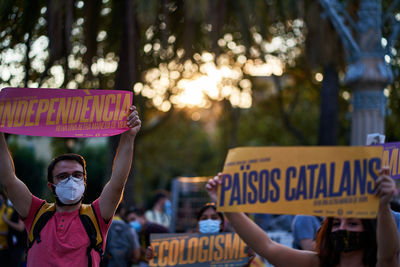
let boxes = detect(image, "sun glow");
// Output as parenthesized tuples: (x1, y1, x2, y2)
(134, 51, 257, 111)
(176, 76, 217, 107)
(133, 35, 290, 112)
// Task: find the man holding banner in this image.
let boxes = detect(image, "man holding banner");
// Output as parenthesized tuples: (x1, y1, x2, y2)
(0, 102, 141, 267)
(206, 168, 400, 267)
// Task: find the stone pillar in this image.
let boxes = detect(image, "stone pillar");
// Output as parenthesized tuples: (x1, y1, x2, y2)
(350, 88, 386, 145)
(344, 0, 392, 145)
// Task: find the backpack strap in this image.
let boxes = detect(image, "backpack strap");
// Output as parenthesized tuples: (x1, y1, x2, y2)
(79, 204, 103, 267)
(28, 202, 56, 248)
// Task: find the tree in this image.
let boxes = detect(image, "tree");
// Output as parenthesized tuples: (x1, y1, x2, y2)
(1, 0, 399, 205)
(7, 136, 47, 199)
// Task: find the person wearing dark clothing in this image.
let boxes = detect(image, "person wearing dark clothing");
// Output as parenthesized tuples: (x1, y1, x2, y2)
(0, 192, 13, 266)
(103, 204, 140, 267)
(126, 207, 169, 266)
(4, 204, 27, 267)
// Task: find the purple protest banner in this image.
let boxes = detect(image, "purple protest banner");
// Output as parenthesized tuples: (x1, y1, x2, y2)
(0, 87, 132, 137)
(382, 142, 400, 180)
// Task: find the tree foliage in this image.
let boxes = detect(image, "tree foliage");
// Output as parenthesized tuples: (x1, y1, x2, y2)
(7, 137, 47, 199)
(0, 0, 399, 205)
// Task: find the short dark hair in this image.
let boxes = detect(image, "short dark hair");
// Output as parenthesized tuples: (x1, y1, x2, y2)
(196, 203, 224, 224)
(153, 191, 168, 204)
(47, 153, 87, 183)
(126, 206, 145, 217)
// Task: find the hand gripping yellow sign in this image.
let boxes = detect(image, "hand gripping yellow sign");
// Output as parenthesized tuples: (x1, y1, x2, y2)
(217, 146, 383, 218)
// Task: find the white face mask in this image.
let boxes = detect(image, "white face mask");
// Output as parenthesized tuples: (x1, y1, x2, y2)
(53, 176, 85, 205)
(198, 219, 221, 234)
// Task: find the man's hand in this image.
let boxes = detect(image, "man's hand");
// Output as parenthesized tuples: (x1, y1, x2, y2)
(205, 173, 223, 203)
(124, 105, 141, 137)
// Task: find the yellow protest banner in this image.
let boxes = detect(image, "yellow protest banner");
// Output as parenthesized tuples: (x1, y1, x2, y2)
(149, 232, 249, 267)
(217, 146, 383, 218)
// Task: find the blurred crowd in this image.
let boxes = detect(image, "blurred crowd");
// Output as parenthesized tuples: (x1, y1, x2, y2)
(0, 192, 27, 267)
(1, 187, 400, 267)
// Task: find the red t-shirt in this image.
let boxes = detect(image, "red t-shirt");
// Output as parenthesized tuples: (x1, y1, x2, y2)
(23, 195, 111, 267)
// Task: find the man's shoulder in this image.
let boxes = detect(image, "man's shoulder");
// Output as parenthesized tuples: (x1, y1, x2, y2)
(32, 195, 46, 205)
(25, 195, 47, 220)
(111, 219, 129, 229)
(86, 198, 102, 221)
(90, 198, 100, 208)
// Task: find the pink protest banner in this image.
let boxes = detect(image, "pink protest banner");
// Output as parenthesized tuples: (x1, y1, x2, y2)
(0, 87, 132, 137)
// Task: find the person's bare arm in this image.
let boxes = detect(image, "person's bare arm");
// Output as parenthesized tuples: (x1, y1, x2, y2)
(376, 168, 400, 267)
(99, 106, 141, 221)
(224, 212, 317, 267)
(299, 239, 315, 251)
(0, 133, 32, 218)
(206, 175, 318, 267)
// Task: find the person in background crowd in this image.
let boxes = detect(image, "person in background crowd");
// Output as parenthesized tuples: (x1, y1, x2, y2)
(196, 203, 225, 233)
(103, 203, 140, 267)
(291, 215, 323, 250)
(145, 191, 171, 229)
(206, 168, 399, 267)
(3, 198, 26, 267)
(146, 202, 256, 266)
(196, 203, 256, 266)
(254, 213, 294, 233)
(0, 191, 13, 266)
(126, 207, 169, 267)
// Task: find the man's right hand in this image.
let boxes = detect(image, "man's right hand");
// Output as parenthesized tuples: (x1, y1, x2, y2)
(205, 173, 223, 203)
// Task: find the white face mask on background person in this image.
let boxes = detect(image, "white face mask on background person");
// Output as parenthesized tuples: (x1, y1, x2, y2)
(198, 219, 221, 234)
(53, 176, 85, 205)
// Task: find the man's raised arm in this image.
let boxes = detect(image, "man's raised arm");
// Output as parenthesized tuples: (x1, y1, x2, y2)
(99, 106, 141, 221)
(0, 133, 32, 218)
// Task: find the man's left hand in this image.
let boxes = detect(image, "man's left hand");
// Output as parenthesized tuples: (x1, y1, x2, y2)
(125, 105, 141, 137)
